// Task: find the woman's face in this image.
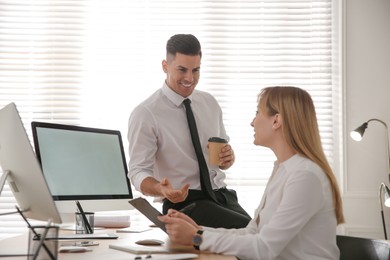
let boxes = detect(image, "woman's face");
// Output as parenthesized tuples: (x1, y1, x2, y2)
(250, 104, 276, 147)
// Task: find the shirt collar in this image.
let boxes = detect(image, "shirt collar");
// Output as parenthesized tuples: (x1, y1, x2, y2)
(275, 153, 303, 171)
(162, 82, 192, 107)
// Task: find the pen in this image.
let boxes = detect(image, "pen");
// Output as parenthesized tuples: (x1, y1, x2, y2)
(179, 202, 196, 213)
(75, 200, 93, 234)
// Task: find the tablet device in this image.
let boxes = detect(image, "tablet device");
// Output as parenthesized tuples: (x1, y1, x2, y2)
(129, 198, 166, 233)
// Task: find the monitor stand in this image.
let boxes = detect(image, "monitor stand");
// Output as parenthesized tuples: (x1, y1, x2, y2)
(0, 170, 30, 216)
(0, 170, 21, 215)
(0, 170, 10, 196)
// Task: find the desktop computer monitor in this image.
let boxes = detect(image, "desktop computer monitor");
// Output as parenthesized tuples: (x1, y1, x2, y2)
(0, 103, 62, 223)
(31, 121, 133, 222)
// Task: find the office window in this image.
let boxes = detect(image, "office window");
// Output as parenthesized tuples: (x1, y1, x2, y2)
(0, 0, 342, 238)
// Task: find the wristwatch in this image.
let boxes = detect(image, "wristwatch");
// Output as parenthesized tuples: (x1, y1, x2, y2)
(192, 229, 203, 250)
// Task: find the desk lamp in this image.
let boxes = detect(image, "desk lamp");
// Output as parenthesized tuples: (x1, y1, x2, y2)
(350, 118, 390, 239)
(379, 183, 390, 239)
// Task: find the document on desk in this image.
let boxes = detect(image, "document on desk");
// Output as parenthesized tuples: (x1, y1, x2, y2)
(109, 244, 170, 254)
(94, 214, 131, 228)
(146, 254, 198, 260)
(109, 244, 198, 259)
(58, 233, 118, 240)
(129, 197, 166, 233)
(116, 226, 152, 233)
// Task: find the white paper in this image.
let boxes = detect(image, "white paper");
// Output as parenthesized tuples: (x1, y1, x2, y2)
(109, 244, 198, 259)
(94, 214, 130, 228)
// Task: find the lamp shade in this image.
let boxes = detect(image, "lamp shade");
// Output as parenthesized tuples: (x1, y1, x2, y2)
(350, 119, 390, 178)
(350, 122, 368, 141)
(379, 182, 390, 239)
(383, 184, 390, 208)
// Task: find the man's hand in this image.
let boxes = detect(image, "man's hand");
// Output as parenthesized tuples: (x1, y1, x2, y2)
(140, 177, 189, 203)
(219, 144, 235, 170)
(160, 178, 190, 203)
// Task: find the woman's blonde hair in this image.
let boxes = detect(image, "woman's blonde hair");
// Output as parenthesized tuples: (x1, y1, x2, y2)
(259, 86, 345, 224)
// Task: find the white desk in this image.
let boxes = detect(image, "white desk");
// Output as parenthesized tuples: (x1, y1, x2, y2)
(0, 226, 235, 260)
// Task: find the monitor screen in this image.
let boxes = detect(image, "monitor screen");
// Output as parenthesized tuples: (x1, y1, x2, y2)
(31, 121, 133, 219)
(0, 103, 62, 223)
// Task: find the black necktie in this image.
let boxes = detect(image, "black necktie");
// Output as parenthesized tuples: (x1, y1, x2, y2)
(183, 99, 218, 203)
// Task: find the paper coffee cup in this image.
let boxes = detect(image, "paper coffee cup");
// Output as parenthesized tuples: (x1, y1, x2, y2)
(208, 137, 228, 166)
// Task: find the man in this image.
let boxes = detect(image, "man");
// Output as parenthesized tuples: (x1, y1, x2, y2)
(128, 34, 250, 228)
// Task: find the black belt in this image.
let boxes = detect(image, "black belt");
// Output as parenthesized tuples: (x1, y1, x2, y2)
(213, 187, 227, 192)
(162, 188, 226, 202)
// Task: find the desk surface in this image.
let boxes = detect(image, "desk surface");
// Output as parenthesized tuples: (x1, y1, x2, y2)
(0, 226, 235, 260)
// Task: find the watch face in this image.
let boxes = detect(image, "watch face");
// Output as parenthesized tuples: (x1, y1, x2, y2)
(192, 234, 202, 246)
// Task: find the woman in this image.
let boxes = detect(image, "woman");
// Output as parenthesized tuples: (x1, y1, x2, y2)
(158, 86, 345, 260)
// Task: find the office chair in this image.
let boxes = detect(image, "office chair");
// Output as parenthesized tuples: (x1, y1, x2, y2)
(337, 235, 390, 260)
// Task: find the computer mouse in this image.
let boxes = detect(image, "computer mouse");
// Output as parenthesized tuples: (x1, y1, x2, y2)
(135, 239, 165, 246)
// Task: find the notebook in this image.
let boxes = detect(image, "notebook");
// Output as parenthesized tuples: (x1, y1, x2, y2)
(109, 244, 198, 259)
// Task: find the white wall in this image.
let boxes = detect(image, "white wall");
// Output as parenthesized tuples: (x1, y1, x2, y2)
(344, 0, 390, 239)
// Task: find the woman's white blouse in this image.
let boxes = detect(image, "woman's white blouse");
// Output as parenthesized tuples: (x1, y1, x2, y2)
(200, 154, 339, 260)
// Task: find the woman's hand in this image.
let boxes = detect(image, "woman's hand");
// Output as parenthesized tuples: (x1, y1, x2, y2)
(158, 209, 201, 245)
(166, 209, 199, 228)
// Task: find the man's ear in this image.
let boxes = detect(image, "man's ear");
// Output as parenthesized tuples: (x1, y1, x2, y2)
(162, 60, 168, 73)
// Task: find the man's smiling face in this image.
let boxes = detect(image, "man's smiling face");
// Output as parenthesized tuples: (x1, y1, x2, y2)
(162, 52, 201, 98)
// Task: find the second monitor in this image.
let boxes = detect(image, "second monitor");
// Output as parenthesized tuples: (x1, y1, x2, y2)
(31, 121, 133, 222)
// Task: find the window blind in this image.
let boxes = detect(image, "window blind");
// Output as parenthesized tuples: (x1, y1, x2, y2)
(0, 0, 341, 238)
(199, 0, 337, 216)
(0, 0, 85, 238)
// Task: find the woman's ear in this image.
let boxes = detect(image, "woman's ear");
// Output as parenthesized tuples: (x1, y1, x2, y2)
(272, 114, 281, 130)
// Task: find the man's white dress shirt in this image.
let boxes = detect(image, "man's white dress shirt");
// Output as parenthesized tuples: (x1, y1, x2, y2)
(128, 83, 229, 191)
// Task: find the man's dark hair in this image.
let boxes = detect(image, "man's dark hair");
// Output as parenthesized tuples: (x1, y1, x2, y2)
(166, 34, 202, 58)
